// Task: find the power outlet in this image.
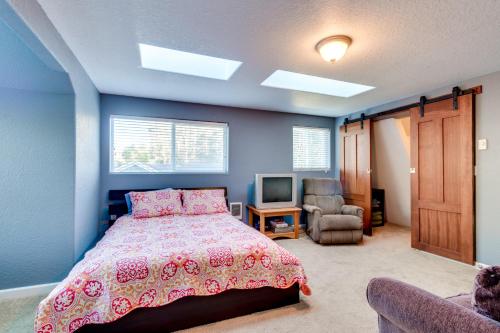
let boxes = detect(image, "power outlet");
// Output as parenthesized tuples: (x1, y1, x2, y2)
(478, 138, 488, 150)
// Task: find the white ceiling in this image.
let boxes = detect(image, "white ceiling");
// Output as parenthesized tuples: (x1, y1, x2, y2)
(37, 0, 500, 117)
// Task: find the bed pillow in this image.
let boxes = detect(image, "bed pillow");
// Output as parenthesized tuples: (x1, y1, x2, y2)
(129, 189, 182, 218)
(125, 188, 172, 215)
(182, 189, 228, 215)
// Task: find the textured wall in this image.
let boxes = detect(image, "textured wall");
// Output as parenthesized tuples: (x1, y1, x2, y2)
(8, 0, 102, 262)
(0, 89, 75, 289)
(0, 4, 76, 288)
(0, 0, 101, 288)
(336, 71, 500, 265)
(100, 94, 335, 224)
(73, 82, 100, 260)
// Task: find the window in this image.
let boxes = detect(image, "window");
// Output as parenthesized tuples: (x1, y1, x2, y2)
(139, 43, 242, 80)
(261, 70, 375, 98)
(110, 115, 228, 174)
(293, 126, 331, 171)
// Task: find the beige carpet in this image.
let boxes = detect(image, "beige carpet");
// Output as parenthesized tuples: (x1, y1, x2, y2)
(0, 224, 478, 333)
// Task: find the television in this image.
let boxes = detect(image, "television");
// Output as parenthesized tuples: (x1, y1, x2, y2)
(255, 173, 297, 209)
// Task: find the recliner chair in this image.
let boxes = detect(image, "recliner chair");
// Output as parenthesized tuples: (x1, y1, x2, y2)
(303, 178, 363, 244)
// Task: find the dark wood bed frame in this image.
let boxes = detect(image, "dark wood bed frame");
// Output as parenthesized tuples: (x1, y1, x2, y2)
(76, 187, 300, 332)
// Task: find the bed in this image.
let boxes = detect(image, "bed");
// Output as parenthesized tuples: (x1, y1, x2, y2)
(35, 187, 309, 333)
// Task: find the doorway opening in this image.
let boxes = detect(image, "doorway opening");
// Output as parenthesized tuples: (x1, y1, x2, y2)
(371, 116, 411, 229)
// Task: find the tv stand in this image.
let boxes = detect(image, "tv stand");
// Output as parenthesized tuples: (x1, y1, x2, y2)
(246, 205, 301, 239)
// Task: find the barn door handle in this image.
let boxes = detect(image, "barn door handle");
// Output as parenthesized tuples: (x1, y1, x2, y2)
(366, 169, 372, 174)
(410, 168, 416, 174)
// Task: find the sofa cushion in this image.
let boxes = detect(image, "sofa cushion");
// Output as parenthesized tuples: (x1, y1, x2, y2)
(319, 214, 362, 231)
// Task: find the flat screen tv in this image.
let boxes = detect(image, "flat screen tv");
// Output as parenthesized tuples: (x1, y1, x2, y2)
(255, 173, 297, 209)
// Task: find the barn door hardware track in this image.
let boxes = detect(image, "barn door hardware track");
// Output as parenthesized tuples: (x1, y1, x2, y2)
(342, 85, 482, 125)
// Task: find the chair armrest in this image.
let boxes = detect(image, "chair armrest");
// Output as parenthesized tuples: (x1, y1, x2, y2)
(341, 205, 363, 219)
(366, 278, 500, 333)
(303, 204, 322, 214)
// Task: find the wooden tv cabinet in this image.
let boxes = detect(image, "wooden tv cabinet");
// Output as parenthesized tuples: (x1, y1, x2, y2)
(246, 205, 301, 239)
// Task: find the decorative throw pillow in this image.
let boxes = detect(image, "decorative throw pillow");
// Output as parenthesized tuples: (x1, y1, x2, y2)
(125, 188, 172, 215)
(472, 265, 500, 322)
(129, 189, 182, 218)
(182, 189, 228, 215)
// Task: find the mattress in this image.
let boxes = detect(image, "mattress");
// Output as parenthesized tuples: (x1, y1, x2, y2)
(35, 213, 309, 333)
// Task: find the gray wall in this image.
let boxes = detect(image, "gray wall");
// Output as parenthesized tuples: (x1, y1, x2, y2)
(0, 89, 75, 288)
(335, 71, 500, 266)
(100, 94, 335, 223)
(0, 3, 75, 288)
(0, 0, 101, 288)
(9, 0, 101, 262)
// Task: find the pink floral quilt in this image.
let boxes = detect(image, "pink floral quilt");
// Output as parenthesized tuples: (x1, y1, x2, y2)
(35, 213, 309, 333)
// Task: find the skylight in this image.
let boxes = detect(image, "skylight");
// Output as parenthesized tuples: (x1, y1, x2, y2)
(139, 43, 242, 80)
(261, 70, 375, 97)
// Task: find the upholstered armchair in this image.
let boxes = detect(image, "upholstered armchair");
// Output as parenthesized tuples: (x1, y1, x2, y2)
(302, 178, 363, 244)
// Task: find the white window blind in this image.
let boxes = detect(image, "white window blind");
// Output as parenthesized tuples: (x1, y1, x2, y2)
(110, 115, 228, 174)
(293, 126, 331, 171)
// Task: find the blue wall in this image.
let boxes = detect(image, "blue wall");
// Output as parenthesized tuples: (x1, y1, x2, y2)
(8, 0, 102, 264)
(100, 94, 335, 223)
(0, 1, 101, 288)
(0, 5, 76, 288)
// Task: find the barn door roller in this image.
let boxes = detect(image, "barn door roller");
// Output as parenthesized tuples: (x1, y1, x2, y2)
(360, 113, 366, 129)
(452, 86, 461, 110)
(343, 118, 349, 133)
(419, 96, 427, 117)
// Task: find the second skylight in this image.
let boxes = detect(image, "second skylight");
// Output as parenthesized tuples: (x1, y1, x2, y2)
(139, 43, 242, 80)
(261, 70, 375, 97)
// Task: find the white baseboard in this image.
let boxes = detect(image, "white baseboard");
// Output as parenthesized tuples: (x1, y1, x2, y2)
(0, 282, 59, 301)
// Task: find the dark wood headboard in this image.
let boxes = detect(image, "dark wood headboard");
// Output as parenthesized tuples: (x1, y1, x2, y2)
(108, 187, 228, 225)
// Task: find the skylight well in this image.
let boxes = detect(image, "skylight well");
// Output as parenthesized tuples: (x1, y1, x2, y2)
(139, 43, 242, 80)
(261, 70, 375, 97)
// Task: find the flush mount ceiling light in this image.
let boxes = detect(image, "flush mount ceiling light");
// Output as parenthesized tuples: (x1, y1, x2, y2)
(315, 35, 352, 62)
(139, 43, 242, 80)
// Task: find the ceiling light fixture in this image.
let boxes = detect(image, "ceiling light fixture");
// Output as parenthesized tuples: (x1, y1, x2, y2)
(315, 35, 352, 63)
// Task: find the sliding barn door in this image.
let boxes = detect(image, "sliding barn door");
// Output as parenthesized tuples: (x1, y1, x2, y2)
(410, 95, 474, 264)
(340, 120, 372, 235)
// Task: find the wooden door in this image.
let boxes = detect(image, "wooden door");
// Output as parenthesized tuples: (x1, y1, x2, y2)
(410, 95, 474, 264)
(340, 120, 372, 235)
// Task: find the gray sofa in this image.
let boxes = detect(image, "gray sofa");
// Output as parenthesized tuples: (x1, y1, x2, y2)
(302, 178, 363, 244)
(367, 278, 500, 333)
